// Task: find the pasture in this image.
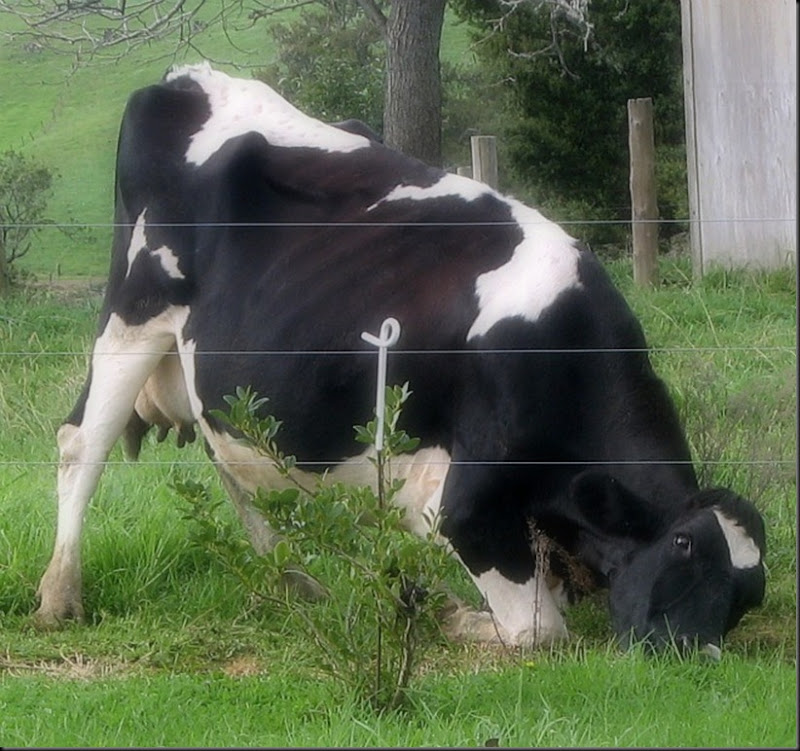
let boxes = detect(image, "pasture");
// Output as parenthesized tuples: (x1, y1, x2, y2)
(0, 260, 795, 746)
(1, 9, 797, 747)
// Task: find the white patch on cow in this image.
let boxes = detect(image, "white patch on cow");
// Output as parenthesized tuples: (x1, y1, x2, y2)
(126, 209, 185, 280)
(712, 508, 761, 569)
(367, 172, 492, 211)
(468, 198, 582, 339)
(474, 568, 568, 646)
(126, 210, 148, 277)
(175, 332, 204, 422)
(151, 246, 185, 280)
(165, 62, 370, 166)
(367, 173, 582, 339)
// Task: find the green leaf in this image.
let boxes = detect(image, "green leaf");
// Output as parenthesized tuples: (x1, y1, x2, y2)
(272, 539, 292, 568)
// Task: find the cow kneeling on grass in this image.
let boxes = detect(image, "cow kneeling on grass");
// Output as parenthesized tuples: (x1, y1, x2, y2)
(35, 63, 766, 656)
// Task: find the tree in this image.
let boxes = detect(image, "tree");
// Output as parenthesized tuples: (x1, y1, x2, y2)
(379, 0, 446, 165)
(1, 0, 447, 165)
(452, 0, 686, 247)
(0, 151, 55, 295)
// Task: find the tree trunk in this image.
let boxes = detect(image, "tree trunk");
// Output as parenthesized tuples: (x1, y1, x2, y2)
(383, 0, 446, 166)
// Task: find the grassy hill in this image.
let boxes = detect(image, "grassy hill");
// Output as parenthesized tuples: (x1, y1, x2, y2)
(1, 8, 476, 279)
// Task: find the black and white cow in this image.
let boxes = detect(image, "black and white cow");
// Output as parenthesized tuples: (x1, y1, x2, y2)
(35, 63, 766, 654)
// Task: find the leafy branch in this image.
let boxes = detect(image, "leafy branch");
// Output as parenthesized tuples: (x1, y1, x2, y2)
(175, 380, 449, 711)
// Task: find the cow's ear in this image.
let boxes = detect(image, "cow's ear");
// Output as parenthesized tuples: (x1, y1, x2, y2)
(690, 488, 767, 556)
(567, 471, 663, 541)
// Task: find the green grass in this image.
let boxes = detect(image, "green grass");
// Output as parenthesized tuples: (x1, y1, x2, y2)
(0, 262, 796, 746)
(0, 646, 795, 747)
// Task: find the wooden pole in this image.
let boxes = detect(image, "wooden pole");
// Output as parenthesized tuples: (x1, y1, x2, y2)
(628, 98, 659, 287)
(470, 135, 498, 189)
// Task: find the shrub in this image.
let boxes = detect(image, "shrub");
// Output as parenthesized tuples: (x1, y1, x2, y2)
(0, 150, 55, 292)
(174, 384, 451, 711)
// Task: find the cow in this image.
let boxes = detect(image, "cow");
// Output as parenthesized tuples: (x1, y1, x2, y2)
(34, 62, 766, 655)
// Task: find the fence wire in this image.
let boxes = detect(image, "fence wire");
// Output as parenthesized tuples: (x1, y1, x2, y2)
(1, 339, 795, 471)
(0, 346, 795, 357)
(1, 215, 795, 474)
(1, 217, 797, 230)
(0, 458, 795, 469)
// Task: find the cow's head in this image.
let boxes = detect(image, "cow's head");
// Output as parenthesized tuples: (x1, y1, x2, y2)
(566, 473, 766, 655)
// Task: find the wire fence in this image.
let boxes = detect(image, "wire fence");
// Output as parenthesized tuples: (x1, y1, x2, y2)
(0, 342, 795, 472)
(0, 346, 795, 357)
(1, 215, 795, 475)
(2, 217, 797, 229)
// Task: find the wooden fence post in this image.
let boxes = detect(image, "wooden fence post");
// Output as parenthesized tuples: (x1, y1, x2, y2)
(470, 135, 498, 189)
(628, 98, 659, 287)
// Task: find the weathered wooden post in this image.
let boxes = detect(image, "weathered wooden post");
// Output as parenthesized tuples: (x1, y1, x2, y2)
(470, 135, 498, 189)
(628, 98, 659, 287)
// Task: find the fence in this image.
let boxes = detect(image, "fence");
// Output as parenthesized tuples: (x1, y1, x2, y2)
(0, 215, 795, 482)
(1, 140, 796, 481)
(680, 0, 797, 272)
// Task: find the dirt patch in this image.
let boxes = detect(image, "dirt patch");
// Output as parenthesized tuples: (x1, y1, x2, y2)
(221, 654, 267, 678)
(25, 277, 107, 304)
(0, 651, 137, 681)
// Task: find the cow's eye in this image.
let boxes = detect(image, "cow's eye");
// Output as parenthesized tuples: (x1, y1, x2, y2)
(672, 533, 692, 553)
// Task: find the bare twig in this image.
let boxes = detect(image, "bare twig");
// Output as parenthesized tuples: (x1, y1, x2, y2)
(470, 0, 593, 77)
(0, 0, 256, 65)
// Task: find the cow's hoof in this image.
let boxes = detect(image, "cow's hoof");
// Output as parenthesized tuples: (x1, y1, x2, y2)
(32, 602, 85, 631)
(439, 604, 568, 648)
(279, 569, 328, 602)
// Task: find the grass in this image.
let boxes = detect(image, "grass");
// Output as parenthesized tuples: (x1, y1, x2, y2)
(0, 645, 795, 747)
(0, 260, 796, 746)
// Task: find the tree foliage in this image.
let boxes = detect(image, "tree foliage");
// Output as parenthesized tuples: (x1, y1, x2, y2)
(452, 0, 687, 248)
(257, 3, 500, 170)
(0, 151, 55, 293)
(258, 3, 385, 134)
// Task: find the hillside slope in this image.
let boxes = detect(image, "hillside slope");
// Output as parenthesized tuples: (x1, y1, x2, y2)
(1, 9, 475, 279)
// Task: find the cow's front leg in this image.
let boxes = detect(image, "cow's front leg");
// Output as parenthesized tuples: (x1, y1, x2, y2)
(438, 461, 568, 648)
(35, 314, 174, 628)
